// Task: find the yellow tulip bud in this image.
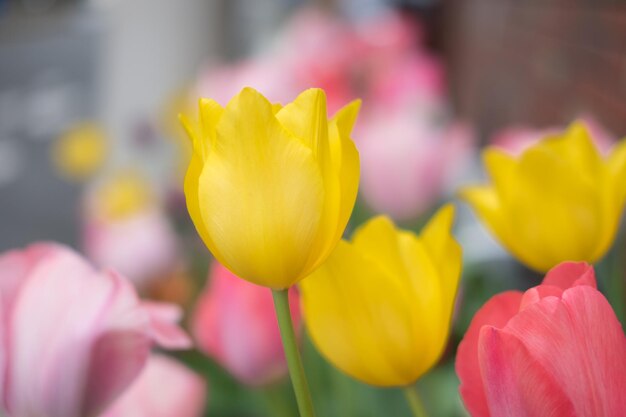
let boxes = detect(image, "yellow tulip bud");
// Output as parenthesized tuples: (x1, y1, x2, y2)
(460, 121, 626, 272)
(301, 205, 462, 387)
(180, 88, 361, 289)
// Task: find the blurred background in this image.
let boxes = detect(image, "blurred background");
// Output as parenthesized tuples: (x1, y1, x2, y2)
(1, 0, 624, 416)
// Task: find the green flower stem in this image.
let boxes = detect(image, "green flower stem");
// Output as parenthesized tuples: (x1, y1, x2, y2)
(272, 289, 316, 417)
(403, 386, 429, 417)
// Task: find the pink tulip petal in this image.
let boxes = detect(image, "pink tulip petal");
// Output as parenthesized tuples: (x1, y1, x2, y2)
(142, 302, 191, 349)
(479, 326, 575, 417)
(0, 243, 191, 417)
(456, 291, 523, 417)
(504, 286, 626, 416)
(82, 331, 151, 416)
(6, 248, 115, 417)
(101, 354, 206, 417)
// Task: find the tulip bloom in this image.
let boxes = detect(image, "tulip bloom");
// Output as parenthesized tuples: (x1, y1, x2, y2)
(0, 243, 191, 417)
(359, 112, 473, 220)
(82, 173, 179, 287)
(460, 122, 626, 272)
(456, 262, 626, 416)
(52, 122, 108, 181)
(301, 204, 462, 386)
(101, 354, 206, 417)
(180, 87, 360, 289)
(192, 261, 301, 385)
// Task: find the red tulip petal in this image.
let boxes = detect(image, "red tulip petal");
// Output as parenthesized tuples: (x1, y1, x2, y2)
(542, 261, 596, 290)
(456, 291, 523, 417)
(504, 286, 626, 416)
(519, 285, 564, 310)
(479, 326, 575, 417)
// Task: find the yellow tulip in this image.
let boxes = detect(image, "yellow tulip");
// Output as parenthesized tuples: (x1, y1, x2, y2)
(52, 122, 107, 181)
(460, 121, 626, 272)
(180, 88, 360, 289)
(301, 205, 462, 387)
(93, 171, 154, 220)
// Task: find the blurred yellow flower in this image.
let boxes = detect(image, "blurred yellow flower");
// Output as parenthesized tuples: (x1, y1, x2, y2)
(180, 88, 360, 289)
(460, 121, 626, 272)
(52, 122, 107, 181)
(93, 171, 154, 220)
(301, 205, 462, 387)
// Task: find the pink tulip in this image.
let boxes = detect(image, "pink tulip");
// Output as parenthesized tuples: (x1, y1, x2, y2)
(101, 354, 206, 417)
(358, 112, 473, 220)
(83, 208, 179, 288)
(0, 243, 191, 417)
(456, 262, 626, 417)
(192, 262, 301, 386)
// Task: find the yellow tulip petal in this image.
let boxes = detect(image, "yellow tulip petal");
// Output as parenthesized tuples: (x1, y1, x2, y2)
(482, 148, 517, 202)
(301, 241, 419, 387)
(458, 185, 510, 246)
(271, 102, 283, 114)
(514, 145, 603, 268)
(179, 99, 224, 162)
(302, 210, 462, 387)
(276, 88, 329, 157)
(539, 121, 602, 176)
(329, 99, 361, 171)
(394, 206, 460, 374)
(329, 100, 361, 240)
(465, 121, 624, 272)
(608, 138, 626, 208)
(198, 88, 324, 288)
(396, 233, 447, 376)
(419, 205, 462, 302)
(276, 89, 341, 274)
(199, 98, 224, 154)
(183, 152, 230, 269)
(351, 216, 408, 280)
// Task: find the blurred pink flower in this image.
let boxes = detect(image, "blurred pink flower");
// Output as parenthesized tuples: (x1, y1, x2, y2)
(354, 11, 424, 61)
(280, 9, 358, 113)
(0, 243, 191, 417)
(195, 58, 299, 107)
(83, 208, 179, 288)
(491, 116, 615, 155)
(101, 354, 206, 417)
(192, 262, 301, 386)
(456, 262, 626, 417)
(358, 113, 473, 220)
(366, 52, 446, 113)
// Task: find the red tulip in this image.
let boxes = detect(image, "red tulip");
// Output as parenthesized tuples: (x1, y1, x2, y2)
(0, 243, 191, 417)
(456, 262, 626, 417)
(192, 262, 301, 386)
(101, 354, 206, 417)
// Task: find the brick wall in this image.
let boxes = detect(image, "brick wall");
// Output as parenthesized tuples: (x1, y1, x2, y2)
(441, 1, 626, 139)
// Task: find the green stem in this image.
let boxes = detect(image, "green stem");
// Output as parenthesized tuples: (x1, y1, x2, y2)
(403, 386, 429, 417)
(262, 384, 293, 417)
(272, 289, 316, 417)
